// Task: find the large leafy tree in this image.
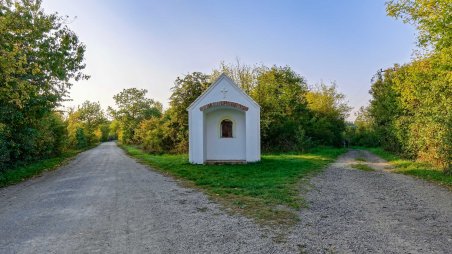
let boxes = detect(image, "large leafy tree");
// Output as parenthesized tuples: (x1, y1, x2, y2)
(109, 88, 162, 144)
(0, 0, 88, 168)
(67, 101, 107, 147)
(166, 72, 211, 152)
(306, 83, 351, 146)
(252, 66, 311, 151)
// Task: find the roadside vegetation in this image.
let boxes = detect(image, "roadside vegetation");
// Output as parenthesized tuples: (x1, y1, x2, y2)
(351, 163, 375, 172)
(0, 147, 92, 188)
(122, 144, 346, 225)
(368, 148, 452, 188)
(345, 0, 451, 176)
(0, 1, 115, 181)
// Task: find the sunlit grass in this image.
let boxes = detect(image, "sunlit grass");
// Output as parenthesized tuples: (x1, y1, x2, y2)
(120, 145, 346, 226)
(351, 163, 374, 172)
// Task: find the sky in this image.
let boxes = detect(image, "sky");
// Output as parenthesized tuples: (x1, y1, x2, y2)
(42, 0, 416, 120)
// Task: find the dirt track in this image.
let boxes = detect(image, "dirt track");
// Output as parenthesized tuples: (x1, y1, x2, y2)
(288, 150, 452, 253)
(0, 143, 451, 253)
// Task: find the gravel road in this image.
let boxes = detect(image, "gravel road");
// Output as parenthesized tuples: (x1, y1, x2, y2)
(0, 143, 451, 253)
(0, 142, 283, 253)
(288, 150, 452, 253)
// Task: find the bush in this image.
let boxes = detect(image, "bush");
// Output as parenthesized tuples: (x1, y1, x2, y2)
(134, 117, 172, 153)
(75, 128, 88, 149)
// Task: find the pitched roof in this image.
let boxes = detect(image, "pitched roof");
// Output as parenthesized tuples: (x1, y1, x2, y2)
(187, 73, 260, 111)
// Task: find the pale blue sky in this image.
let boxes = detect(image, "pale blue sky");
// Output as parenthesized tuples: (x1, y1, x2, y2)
(42, 0, 416, 119)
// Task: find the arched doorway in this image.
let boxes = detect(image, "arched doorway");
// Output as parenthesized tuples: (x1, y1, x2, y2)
(204, 108, 246, 162)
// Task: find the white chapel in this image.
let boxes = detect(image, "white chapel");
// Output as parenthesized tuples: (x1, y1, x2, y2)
(187, 74, 261, 164)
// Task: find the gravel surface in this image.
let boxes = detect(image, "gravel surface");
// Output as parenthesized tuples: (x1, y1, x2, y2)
(0, 142, 284, 253)
(287, 150, 452, 253)
(1, 144, 451, 254)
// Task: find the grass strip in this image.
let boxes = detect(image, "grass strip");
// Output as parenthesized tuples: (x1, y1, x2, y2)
(0, 147, 93, 188)
(120, 144, 346, 226)
(367, 147, 451, 188)
(351, 163, 374, 172)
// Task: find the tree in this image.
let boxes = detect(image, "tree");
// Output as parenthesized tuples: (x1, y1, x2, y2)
(345, 106, 379, 147)
(134, 117, 172, 153)
(77, 101, 107, 145)
(386, 0, 452, 51)
(67, 101, 107, 147)
(109, 88, 162, 144)
(369, 68, 406, 154)
(211, 60, 258, 94)
(0, 0, 87, 169)
(369, 56, 451, 172)
(108, 120, 120, 141)
(368, 0, 452, 173)
(306, 83, 351, 146)
(167, 72, 211, 152)
(252, 66, 311, 151)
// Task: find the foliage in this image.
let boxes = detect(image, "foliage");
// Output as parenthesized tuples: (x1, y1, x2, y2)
(67, 101, 107, 148)
(345, 106, 379, 147)
(252, 66, 312, 151)
(386, 0, 452, 51)
(75, 127, 87, 149)
(121, 144, 346, 225)
(363, 0, 452, 174)
(306, 83, 351, 146)
(166, 72, 210, 152)
(0, 0, 87, 169)
(369, 47, 451, 173)
(134, 117, 173, 153)
(108, 120, 120, 141)
(97, 123, 110, 142)
(211, 60, 258, 94)
(109, 88, 162, 144)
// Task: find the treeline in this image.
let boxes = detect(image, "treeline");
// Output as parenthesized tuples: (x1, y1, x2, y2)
(0, 1, 88, 170)
(347, 0, 451, 173)
(0, 1, 351, 171)
(110, 64, 351, 154)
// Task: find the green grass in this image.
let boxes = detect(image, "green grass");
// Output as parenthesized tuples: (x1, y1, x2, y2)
(351, 163, 375, 172)
(355, 157, 367, 162)
(0, 148, 90, 188)
(121, 145, 346, 226)
(366, 147, 452, 188)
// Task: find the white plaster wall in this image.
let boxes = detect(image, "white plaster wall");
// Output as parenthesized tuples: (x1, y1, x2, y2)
(245, 108, 261, 162)
(205, 109, 246, 161)
(188, 109, 204, 164)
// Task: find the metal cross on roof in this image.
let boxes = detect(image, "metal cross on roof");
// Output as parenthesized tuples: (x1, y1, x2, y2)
(220, 87, 228, 99)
